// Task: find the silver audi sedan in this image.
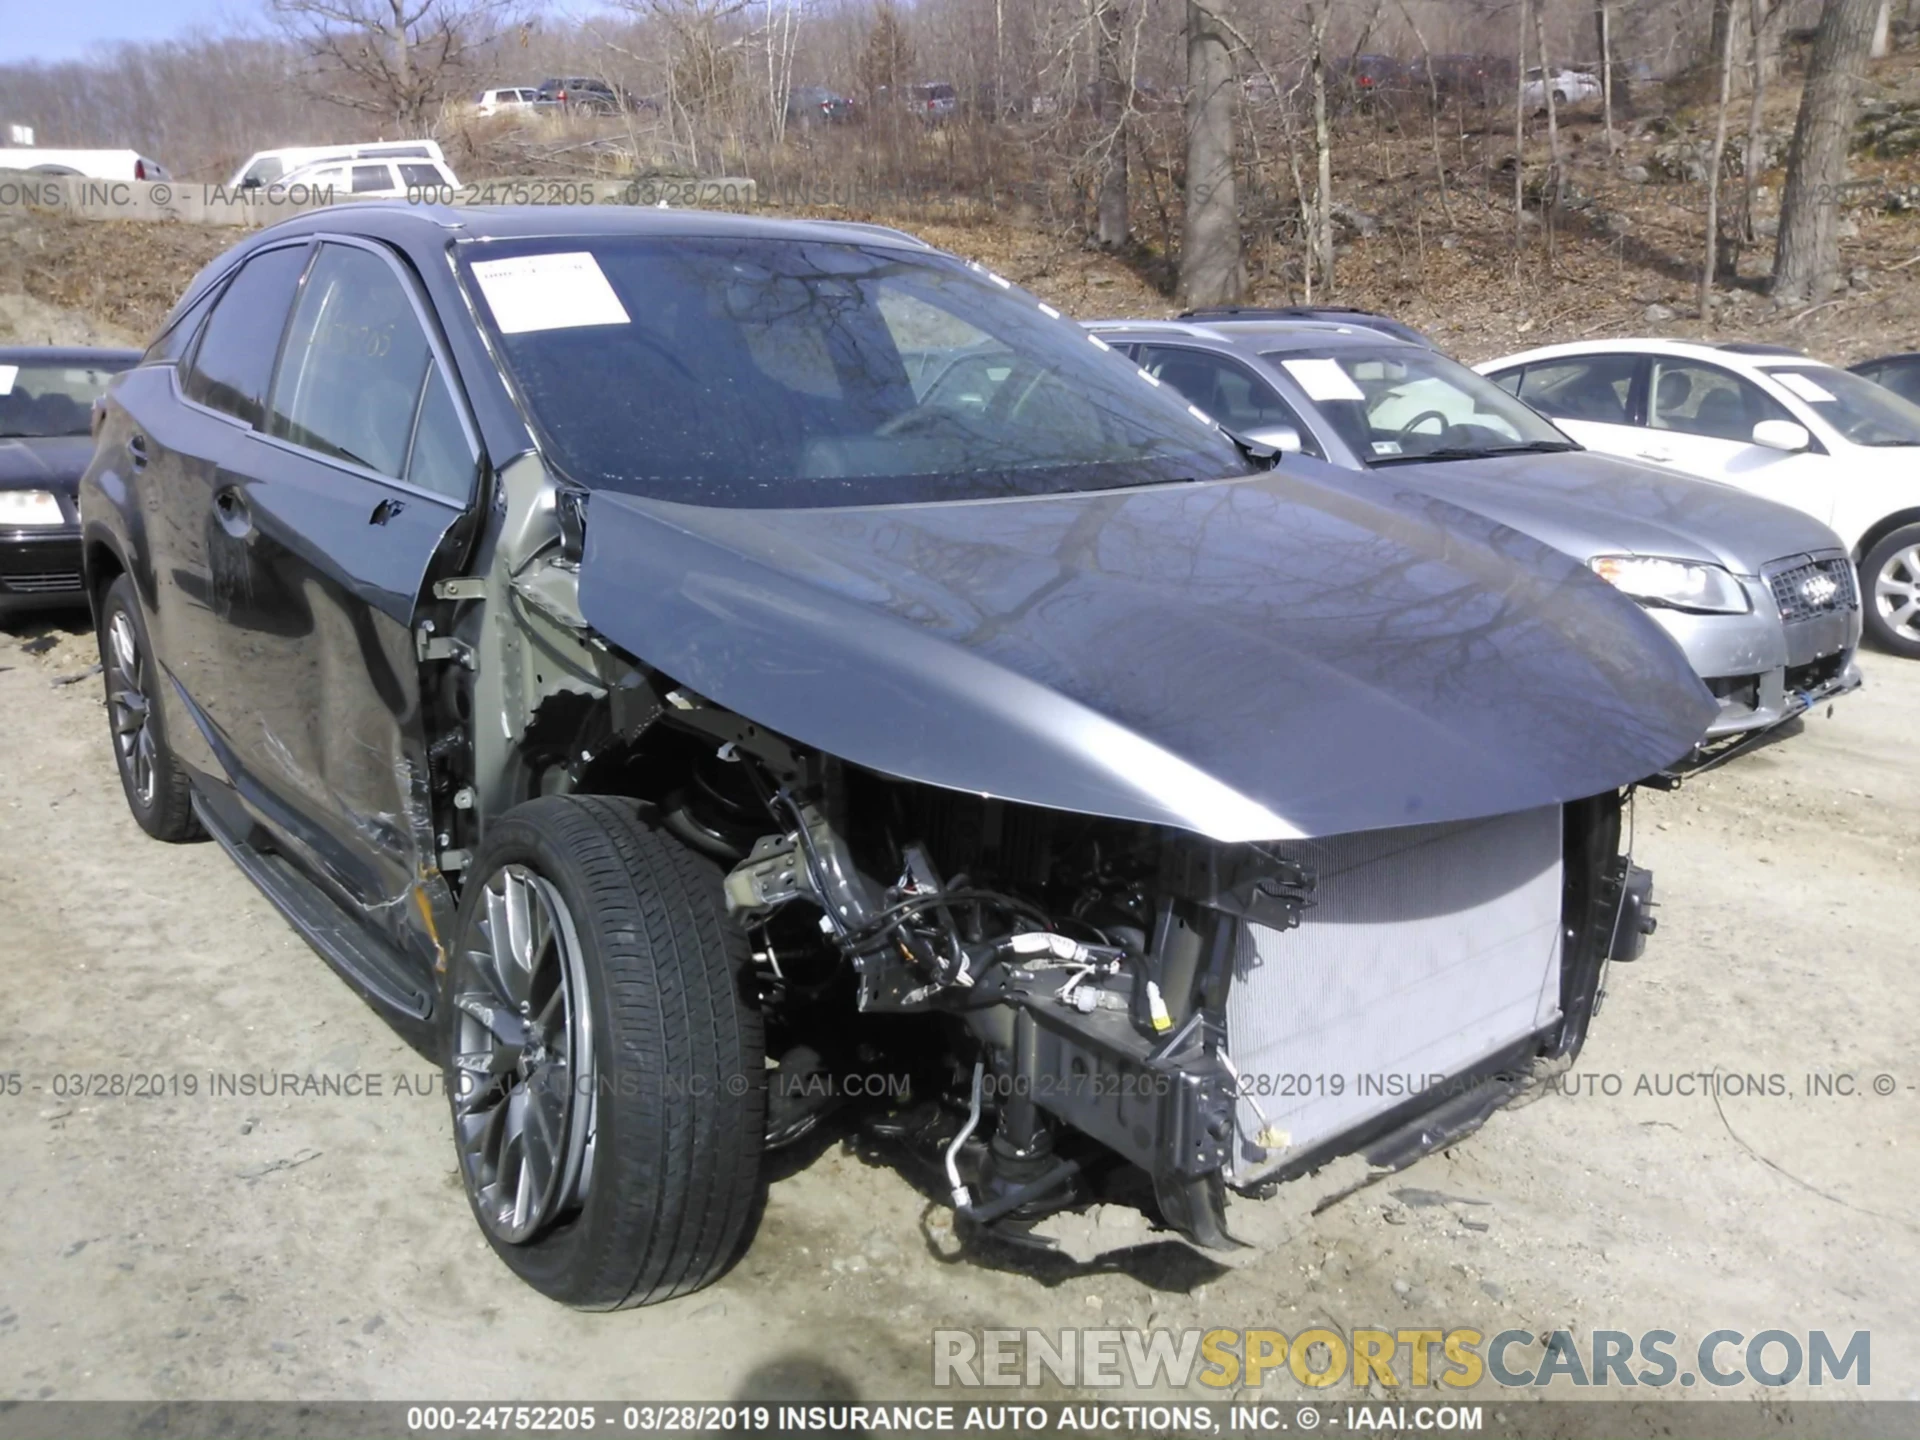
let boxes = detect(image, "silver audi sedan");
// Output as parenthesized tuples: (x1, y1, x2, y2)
(1086, 315, 1862, 759)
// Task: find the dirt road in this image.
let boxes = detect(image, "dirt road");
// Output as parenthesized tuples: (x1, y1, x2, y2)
(2, 612, 1915, 1407)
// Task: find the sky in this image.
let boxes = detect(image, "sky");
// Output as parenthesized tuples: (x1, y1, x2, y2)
(6, 0, 263, 64)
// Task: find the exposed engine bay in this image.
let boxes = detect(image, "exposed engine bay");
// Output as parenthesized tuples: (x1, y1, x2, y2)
(412, 465, 1658, 1250)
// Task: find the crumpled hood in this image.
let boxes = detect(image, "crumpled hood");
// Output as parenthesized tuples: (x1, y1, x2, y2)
(576, 459, 1718, 841)
(0, 436, 93, 492)
(1380, 450, 1843, 575)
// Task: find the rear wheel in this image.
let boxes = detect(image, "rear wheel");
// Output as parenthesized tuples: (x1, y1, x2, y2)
(1861, 524, 1920, 659)
(444, 795, 765, 1308)
(97, 573, 200, 842)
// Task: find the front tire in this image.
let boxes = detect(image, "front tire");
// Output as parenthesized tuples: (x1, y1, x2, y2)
(96, 573, 200, 842)
(1861, 523, 1920, 659)
(444, 795, 765, 1308)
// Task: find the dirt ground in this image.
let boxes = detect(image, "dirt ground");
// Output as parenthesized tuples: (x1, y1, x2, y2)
(2, 602, 1915, 1407)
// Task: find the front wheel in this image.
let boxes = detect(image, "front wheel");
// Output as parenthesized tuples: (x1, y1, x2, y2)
(444, 795, 765, 1308)
(1861, 524, 1920, 659)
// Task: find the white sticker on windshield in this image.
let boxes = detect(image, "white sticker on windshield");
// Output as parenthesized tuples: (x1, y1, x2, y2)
(1774, 371, 1837, 404)
(1371, 440, 1403, 455)
(470, 252, 631, 334)
(1282, 357, 1366, 402)
(0, 365, 16, 396)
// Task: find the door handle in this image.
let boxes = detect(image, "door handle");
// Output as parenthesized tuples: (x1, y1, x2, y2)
(126, 434, 148, 470)
(212, 486, 252, 538)
(1637, 449, 1673, 463)
(370, 496, 407, 526)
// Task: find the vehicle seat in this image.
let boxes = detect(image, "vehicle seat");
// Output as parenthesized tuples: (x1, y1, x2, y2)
(1690, 388, 1748, 442)
(1151, 356, 1227, 418)
(1652, 369, 1693, 423)
(1554, 371, 1628, 422)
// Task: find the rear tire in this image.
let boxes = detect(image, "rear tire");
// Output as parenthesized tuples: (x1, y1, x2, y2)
(444, 795, 765, 1308)
(96, 573, 201, 842)
(1861, 524, 1920, 659)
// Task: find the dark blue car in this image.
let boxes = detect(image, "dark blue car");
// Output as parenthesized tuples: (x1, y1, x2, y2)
(79, 203, 1712, 1310)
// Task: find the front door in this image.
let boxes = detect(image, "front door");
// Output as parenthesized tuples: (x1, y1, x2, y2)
(1639, 356, 1834, 529)
(204, 238, 479, 966)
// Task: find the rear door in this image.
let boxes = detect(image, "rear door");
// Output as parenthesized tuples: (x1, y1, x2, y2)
(208, 237, 479, 964)
(140, 242, 312, 740)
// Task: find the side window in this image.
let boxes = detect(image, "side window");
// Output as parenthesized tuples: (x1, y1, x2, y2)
(351, 164, 392, 194)
(144, 282, 221, 366)
(1488, 367, 1523, 395)
(1137, 345, 1324, 456)
(407, 365, 477, 500)
(182, 245, 309, 426)
(1648, 360, 1791, 443)
(1513, 354, 1639, 424)
(268, 243, 461, 485)
(1871, 361, 1920, 407)
(399, 162, 445, 189)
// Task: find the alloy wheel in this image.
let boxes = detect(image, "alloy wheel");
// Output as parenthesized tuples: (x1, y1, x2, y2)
(450, 864, 596, 1244)
(1874, 543, 1920, 642)
(106, 609, 158, 808)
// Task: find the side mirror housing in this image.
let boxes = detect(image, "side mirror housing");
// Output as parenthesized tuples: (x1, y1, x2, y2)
(1238, 424, 1304, 456)
(1751, 418, 1810, 453)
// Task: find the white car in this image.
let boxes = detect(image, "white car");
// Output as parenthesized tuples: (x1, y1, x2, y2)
(0, 148, 170, 181)
(476, 87, 544, 116)
(227, 140, 446, 191)
(1521, 67, 1602, 109)
(277, 155, 461, 199)
(1480, 338, 1920, 658)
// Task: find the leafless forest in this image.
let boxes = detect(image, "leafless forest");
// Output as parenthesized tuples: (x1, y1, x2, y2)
(4, 0, 1915, 308)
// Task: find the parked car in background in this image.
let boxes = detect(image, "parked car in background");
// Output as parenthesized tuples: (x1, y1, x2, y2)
(228, 141, 444, 191)
(904, 81, 958, 120)
(80, 204, 1709, 1308)
(1481, 339, 1920, 658)
(1088, 317, 1861, 754)
(1181, 304, 1436, 349)
(1521, 66, 1603, 109)
(1330, 54, 1406, 107)
(1849, 351, 1920, 407)
(786, 86, 857, 126)
(536, 77, 657, 115)
(0, 149, 170, 181)
(476, 87, 545, 117)
(0, 346, 139, 617)
(279, 156, 460, 198)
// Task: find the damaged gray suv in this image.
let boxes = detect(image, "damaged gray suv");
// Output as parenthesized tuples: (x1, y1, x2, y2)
(80, 207, 1716, 1308)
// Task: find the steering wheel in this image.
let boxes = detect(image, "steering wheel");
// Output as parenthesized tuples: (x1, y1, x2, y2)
(1396, 409, 1452, 438)
(875, 405, 976, 439)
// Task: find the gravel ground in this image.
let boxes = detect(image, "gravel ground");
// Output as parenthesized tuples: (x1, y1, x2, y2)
(1, 611, 1915, 1409)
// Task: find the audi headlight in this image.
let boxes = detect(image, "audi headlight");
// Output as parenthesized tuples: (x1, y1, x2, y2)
(1589, 555, 1751, 614)
(0, 490, 65, 527)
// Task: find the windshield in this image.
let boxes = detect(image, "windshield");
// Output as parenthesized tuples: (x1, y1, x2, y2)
(1765, 364, 1920, 447)
(462, 236, 1249, 507)
(0, 359, 130, 437)
(1260, 345, 1574, 465)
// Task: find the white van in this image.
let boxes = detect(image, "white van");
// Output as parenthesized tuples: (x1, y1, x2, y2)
(227, 140, 446, 190)
(278, 155, 462, 199)
(0, 148, 172, 181)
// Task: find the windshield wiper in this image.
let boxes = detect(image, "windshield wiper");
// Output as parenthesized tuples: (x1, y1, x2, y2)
(1370, 439, 1578, 466)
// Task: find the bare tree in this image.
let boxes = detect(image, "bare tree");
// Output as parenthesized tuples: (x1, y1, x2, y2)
(858, 0, 913, 104)
(1093, 0, 1129, 248)
(1512, 0, 1527, 258)
(1597, 0, 1617, 166)
(1180, 0, 1241, 305)
(1773, 0, 1880, 303)
(1700, 0, 1738, 319)
(1306, 0, 1335, 294)
(1532, 2, 1562, 209)
(272, 0, 523, 132)
(1739, 0, 1785, 244)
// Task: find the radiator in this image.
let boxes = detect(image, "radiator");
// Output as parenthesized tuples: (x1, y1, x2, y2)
(1225, 804, 1564, 1185)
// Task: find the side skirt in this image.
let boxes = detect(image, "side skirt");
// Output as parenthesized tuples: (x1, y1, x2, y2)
(192, 790, 437, 1039)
